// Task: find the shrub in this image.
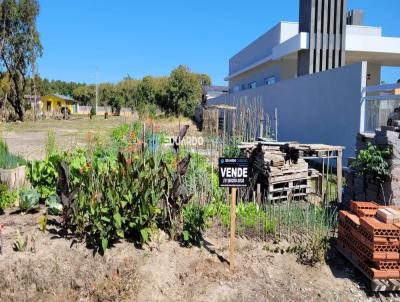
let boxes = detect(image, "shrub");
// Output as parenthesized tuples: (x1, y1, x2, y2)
(90, 107, 96, 118)
(73, 152, 170, 252)
(351, 142, 391, 183)
(0, 141, 26, 169)
(182, 203, 207, 246)
(28, 154, 60, 199)
(0, 184, 17, 214)
(19, 188, 40, 213)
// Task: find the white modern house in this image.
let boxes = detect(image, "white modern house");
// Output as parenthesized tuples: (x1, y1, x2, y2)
(209, 0, 400, 160)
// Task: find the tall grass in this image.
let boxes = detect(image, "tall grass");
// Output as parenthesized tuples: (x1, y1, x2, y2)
(0, 141, 26, 169)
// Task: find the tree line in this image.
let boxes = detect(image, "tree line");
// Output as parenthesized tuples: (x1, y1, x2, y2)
(0, 0, 211, 121)
(33, 66, 211, 117)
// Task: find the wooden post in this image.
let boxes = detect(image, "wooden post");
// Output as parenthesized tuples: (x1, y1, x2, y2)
(230, 187, 237, 272)
(259, 119, 264, 139)
(337, 150, 343, 203)
(256, 183, 261, 206)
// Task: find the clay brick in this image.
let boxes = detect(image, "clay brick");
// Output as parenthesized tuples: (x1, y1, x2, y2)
(357, 208, 377, 218)
(346, 212, 360, 227)
(338, 210, 348, 222)
(360, 217, 400, 238)
(339, 226, 400, 261)
(351, 201, 380, 213)
(372, 261, 400, 270)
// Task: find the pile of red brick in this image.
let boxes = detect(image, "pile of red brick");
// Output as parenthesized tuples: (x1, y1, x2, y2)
(338, 201, 400, 280)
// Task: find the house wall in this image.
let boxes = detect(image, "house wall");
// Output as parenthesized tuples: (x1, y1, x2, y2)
(229, 58, 298, 91)
(229, 22, 299, 76)
(41, 96, 75, 114)
(210, 62, 367, 161)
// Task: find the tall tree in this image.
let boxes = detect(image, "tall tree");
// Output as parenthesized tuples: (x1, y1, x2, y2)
(72, 85, 95, 105)
(167, 65, 202, 117)
(0, 0, 42, 121)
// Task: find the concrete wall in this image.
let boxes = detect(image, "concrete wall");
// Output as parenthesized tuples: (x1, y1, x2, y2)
(346, 25, 382, 37)
(229, 22, 298, 75)
(210, 62, 367, 161)
(229, 58, 298, 91)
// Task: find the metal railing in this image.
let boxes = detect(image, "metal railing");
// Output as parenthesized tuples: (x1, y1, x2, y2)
(361, 82, 400, 133)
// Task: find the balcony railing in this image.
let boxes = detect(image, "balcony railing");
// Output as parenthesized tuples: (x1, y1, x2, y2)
(361, 82, 400, 133)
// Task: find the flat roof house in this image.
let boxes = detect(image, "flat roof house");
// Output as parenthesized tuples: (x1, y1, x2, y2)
(210, 0, 400, 159)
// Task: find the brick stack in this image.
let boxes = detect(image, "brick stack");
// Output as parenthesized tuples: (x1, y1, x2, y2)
(338, 201, 400, 280)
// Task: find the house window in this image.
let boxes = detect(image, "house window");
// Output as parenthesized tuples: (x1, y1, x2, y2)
(233, 85, 240, 92)
(248, 82, 256, 89)
(264, 77, 276, 85)
(241, 84, 246, 91)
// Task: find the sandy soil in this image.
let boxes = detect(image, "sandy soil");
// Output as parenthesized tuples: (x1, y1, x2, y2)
(0, 206, 382, 302)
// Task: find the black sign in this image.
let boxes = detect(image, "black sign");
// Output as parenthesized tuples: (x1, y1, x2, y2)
(218, 158, 250, 188)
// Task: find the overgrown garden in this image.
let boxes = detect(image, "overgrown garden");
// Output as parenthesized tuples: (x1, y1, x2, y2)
(0, 119, 338, 265)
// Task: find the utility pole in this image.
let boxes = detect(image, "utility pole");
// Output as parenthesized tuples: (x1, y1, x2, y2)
(95, 68, 99, 116)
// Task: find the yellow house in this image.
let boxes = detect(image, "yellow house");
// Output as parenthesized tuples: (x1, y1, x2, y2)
(41, 94, 78, 114)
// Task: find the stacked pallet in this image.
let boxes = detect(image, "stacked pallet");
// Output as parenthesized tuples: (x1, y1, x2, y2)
(337, 201, 400, 285)
(243, 144, 309, 202)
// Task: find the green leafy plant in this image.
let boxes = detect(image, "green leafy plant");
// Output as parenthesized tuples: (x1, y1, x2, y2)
(73, 152, 169, 252)
(223, 137, 241, 158)
(44, 130, 57, 157)
(38, 213, 48, 232)
(351, 143, 391, 183)
(0, 140, 26, 169)
(13, 230, 28, 252)
(28, 154, 60, 199)
(0, 184, 17, 214)
(45, 194, 63, 215)
(19, 188, 40, 213)
(182, 202, 207, 246)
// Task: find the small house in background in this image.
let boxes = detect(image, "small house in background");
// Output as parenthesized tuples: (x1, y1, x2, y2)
(41, 94, 78, 115)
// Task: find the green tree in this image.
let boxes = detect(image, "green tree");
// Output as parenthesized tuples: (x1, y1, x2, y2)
(0, 0, 42, 121)
(137, 76, 157, 105)
(72, 85, 95, 105)
(167, 65, 202, 117)
(117, 76, 139, 109)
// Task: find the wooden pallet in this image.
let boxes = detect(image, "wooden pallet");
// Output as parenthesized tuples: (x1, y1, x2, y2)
(336, 241, 400, 292)
(268, 179, 309, 192)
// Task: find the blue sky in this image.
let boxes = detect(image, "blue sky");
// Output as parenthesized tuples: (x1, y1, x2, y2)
(37, 0, 400, 85)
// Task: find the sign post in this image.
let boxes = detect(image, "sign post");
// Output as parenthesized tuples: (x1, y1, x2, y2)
(218, 158, 250, 272)
(229, 187, 237, 271)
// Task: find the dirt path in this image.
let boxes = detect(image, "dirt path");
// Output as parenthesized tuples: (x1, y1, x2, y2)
(0, 207, 376, 302)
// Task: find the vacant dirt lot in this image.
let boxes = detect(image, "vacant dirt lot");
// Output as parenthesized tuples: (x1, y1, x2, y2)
(0, 206, 379, 302)
(0, 116, 200, 161)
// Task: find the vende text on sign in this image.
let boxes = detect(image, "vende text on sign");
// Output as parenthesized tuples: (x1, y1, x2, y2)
(218, 158, 250, 188)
